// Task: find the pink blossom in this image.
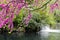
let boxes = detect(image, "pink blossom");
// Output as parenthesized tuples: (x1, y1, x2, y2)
(50, 3, 59, 12)
(24, 13, 32, 26)
(0, 4, 6, 8)
(0, 0, 26, 30)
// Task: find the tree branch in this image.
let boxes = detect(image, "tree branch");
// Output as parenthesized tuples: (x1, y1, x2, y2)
(30, 0, 52, 11)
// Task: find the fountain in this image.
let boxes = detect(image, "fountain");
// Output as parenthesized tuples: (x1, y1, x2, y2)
(38, 25, 60, 33)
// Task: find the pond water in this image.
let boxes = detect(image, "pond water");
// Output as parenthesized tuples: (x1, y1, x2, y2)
(0, 26, 60, 40)
(0, 31, 60, 40)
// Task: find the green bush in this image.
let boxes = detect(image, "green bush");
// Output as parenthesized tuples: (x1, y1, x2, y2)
(28, 10, 56, 27)
(13, 9, 24, 28)
(54, 10, 60, 23)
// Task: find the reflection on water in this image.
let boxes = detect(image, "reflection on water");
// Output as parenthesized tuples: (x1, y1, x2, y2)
(0, 26, 60, 40)
(0, 32, 60, 40)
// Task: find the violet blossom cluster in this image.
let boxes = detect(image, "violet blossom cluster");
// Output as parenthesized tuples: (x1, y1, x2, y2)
(50, 3, 59, 12)
(24, 12, 32, 26)
(0, 0, 26, 31)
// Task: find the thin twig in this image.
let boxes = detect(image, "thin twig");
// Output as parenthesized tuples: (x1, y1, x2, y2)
(30, 0, 52, 11)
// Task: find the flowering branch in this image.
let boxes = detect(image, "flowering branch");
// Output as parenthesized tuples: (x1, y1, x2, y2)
(0, 0, 26, 32)
(30, 0, 52, 11)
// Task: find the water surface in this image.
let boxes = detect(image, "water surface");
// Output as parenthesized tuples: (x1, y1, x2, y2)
(0, 31, 60, 40)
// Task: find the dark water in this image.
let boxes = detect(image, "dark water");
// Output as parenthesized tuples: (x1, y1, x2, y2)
(0, 32, 60, 40)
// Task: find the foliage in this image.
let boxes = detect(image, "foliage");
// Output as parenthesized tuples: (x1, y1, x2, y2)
(27, 10, 56, 29)
(54, 10, 60, 23)
(0, 0, 60, 33)
(13, 9, 24, 28)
